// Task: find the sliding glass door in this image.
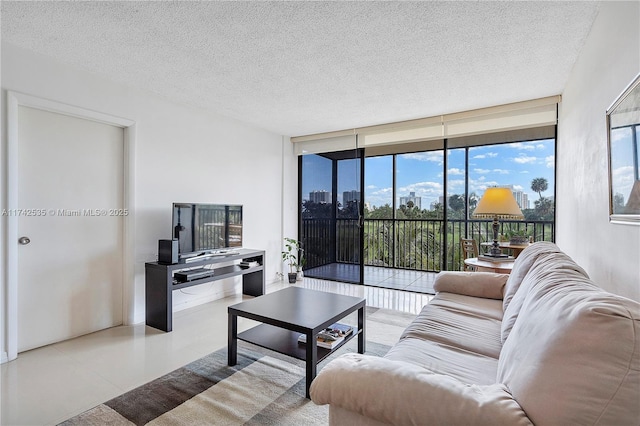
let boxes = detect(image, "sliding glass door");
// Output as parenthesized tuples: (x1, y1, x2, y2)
(300, 150, 364, 284)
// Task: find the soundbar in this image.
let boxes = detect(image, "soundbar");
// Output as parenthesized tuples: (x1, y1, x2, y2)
(174, 268, 215, 282)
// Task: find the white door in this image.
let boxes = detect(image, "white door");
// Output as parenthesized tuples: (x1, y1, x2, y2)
(17, 106, 124, 352)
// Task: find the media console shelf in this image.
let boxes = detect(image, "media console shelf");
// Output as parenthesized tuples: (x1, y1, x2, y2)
(145, 248, 265, 332)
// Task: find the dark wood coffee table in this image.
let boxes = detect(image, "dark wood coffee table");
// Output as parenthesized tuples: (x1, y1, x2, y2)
(228, 287, 366, 398)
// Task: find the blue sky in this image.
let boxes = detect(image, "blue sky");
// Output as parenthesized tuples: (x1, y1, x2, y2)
(303, 139, 556, 209)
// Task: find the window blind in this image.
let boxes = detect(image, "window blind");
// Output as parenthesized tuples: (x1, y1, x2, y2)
(290, 96, 559, 154)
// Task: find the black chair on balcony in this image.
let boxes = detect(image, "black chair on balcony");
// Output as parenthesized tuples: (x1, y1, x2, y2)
(460, 238, 479, 271)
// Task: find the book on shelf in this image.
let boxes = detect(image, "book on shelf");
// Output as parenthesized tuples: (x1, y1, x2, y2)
(298, 323, 354, 349)
(478, 254, 515, 262)
(240, 260, 259, 268)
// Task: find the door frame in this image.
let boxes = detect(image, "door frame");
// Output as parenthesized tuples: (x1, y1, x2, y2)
(3, 91, 136, 362)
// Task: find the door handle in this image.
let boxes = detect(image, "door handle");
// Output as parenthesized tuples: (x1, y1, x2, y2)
(18, 236, 31, 245)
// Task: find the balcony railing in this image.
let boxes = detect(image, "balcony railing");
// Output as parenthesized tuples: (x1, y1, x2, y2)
(302, 218, 554, 273)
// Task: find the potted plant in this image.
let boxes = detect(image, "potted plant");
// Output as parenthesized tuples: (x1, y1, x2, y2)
(282, 237, 301, 284)
(508, 229, 529, 245)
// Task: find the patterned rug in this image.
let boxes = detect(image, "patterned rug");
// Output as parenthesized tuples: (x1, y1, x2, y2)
(58, 307, 417, 426)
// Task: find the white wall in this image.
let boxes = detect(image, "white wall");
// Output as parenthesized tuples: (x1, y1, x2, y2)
(557, 2, 640, 301)
(1, 43, 296, 359)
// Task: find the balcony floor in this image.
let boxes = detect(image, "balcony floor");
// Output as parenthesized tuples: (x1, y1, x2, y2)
(304, 263, 436, 294)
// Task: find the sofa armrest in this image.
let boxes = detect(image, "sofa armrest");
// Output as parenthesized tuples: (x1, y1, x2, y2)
(311, 354, 532, 426)
(433, 271, 508, 300)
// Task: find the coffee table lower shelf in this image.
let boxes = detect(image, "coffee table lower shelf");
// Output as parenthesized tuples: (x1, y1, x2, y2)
(237, 323, 358, 363)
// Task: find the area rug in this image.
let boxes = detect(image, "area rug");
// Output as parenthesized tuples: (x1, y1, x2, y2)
(58, 307, 417, 426)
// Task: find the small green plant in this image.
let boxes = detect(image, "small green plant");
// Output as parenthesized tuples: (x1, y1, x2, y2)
(282, 237, 301, 274)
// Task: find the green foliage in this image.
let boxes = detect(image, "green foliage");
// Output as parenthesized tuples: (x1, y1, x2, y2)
(613, 193, 625, 212)
(366, 203, 393, 219)
(282, 237, 304, 273)
(448, 194, 465, 213)
(531, 177, 549, 200)
(302, 200, 332, 219)
(534, 197, 554, 220)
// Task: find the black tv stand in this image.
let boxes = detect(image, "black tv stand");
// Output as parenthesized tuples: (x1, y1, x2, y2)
(181, 249, 240, 263)
(145, 248, 265, 332)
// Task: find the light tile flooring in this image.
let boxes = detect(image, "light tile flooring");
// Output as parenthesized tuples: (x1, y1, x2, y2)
(1, 277, 434, 426)
(364, 266, 436, 293)
(305, 265, 437, 294)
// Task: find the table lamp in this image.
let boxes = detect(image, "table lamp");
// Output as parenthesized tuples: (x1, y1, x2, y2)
(472, 187, 524, 257)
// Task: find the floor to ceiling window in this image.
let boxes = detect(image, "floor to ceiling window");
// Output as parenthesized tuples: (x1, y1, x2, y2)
(295, 97, 559, 282)
(444, 138, 557, 270)
(300, 136, 556, 279)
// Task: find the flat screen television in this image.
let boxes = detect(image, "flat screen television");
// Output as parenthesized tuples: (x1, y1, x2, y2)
(172, 203, 242, 257)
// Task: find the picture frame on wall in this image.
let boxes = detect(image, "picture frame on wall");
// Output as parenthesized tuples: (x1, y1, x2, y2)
(607, 72, 640, 225)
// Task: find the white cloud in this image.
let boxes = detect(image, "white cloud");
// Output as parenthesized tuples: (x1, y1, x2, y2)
(545, 155, 555, 168)
(513, 155, 537, 164)
(448, 179, 465, 190)
(473, 168, 510, 175)
(399, 152, 443, 164)
(613, 166, 635, 195)
(374, 187, 393, 195)
(366, 184, 377, 189)
(611, 127, 632, 143)
(509, 142, 536, 151)
(396, 181, 443, 201)
(448, 168, 465, 175)
(473, 152, 498, 159)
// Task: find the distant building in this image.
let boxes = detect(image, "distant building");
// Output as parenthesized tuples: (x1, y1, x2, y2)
(309, 190, 331, 203)
(400, 191, 422, 209)
(497, 185, 530, 209)
(434, 195, 451, 209)
(343, 190, 361, 204)
(512, 189, 529, 209)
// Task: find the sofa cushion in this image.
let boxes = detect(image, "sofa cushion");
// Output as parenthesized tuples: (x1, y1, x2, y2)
(429, 292, 503, 321)
(503, 242, 578, 313)
(497, 268, 640, 425)
(386, 337, 499, 385)
(311, 354, 532, 426)
(386, 292, 503, 384)
(433, 271, 508, 300)
(501, 243, 589, 343)
(399, 293, 503, 359)
(309, 353, 531, 426)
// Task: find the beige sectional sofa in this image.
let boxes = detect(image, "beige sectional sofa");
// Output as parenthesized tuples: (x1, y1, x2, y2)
(310, 242, 640, 425)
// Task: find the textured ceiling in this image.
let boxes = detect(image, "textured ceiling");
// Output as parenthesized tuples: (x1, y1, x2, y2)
(1, 1, 600, 136)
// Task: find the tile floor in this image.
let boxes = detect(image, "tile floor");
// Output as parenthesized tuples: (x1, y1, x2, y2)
(1, 277, 433, 426)
(304, 265, 437, 294)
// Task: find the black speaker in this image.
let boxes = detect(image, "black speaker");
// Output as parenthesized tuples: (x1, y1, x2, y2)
(158, 239, 178, 264)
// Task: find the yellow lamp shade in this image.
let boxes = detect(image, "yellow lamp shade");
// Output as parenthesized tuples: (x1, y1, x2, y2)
(473, 187, 524, 219)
